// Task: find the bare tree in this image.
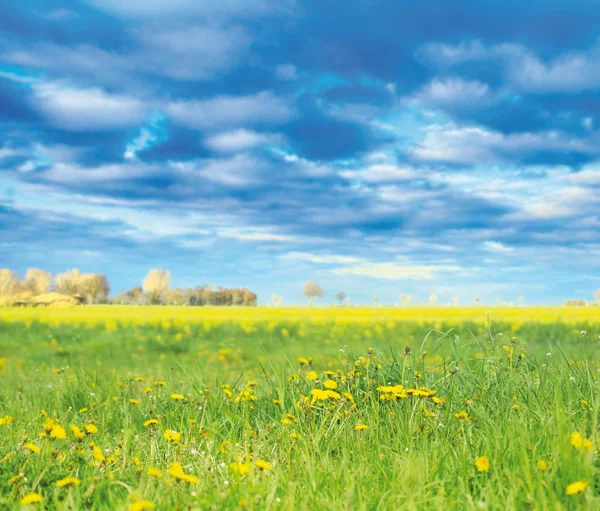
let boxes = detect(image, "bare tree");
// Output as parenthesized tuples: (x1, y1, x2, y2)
(0, 269, 19, 296)
(428, 294, 437, 305)
(302, 280, 323, 305)
(272, 294, 283, 306)
(336, 291, 347, 305)
(55, 269, 83, 296)
(25, 268, 52, 295)
(142, 269, 171, 304)
(80, 274, 110, 303)
(400, 294, 411, 306)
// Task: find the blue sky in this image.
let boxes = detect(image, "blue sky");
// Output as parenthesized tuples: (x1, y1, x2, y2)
(1, 1, 600, 305)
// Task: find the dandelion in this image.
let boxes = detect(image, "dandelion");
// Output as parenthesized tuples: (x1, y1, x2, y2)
(23, 443, 40, 453)
(144, 419, 159, 428)
(229, 461, 251, 475)
(170, 394, 185, 400)
(130, 399, 141, 405)
(255, 460, 273, 471)
(536, 460, 548, 471)
(93, 445, 105, 462)
(220, 441, 233, 454)
(475, 456, 490, 473)
(571, 432, 583, 449)
(20, 493, 43, 505)
(50, 424, 67, 439)
(323, 379, 338, 390)
(354, 424, 368, 431)
(70, 424, 85, 440)
(306, 371, 318, 381)
(566, 480, 588, 495)
(85, 424, 98, 435)
(454, 411, 469, 420)
(163, 430, 181, 443)
(130, 501, 155, 511)
(0, 415, 14, 426)
(56, 476, 81, 487)
(148, 467, 163, 478)
(168, 462, 199, 483)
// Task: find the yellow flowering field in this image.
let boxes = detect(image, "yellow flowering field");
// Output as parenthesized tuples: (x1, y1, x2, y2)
(0, 306, 598, 510)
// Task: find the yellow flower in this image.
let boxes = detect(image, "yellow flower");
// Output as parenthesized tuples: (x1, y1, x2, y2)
(298, 357, 310, 366)
(163, 430, 181, 443)
(354, 424, 368, 431)
(0, 415, 14, 426)
(70, 424, 85, 440)
(130, 501, 154, 511)
(566, 480, 588, 495)
(93, 445, 105, 462)
(56, 476, 81, 487)
(229, 461, 251, 475)
(170, 394, 185, 400)
(130, 399, 141, 406)
(306, 371, 318, 381)
(475, 456, 490, 473)
(50, 424, 67, 439)
(220, 441, 233, 454)
(143, 419, 159, 428)
(536, 460, 548, 471)
(85, 424, 98, 435)
(571, 432, 583, 449)
(583, 439, 593, 452)
(255, 459, 272, 471)
(20, 493, 43, 504)
(23, 443, 40, 453)
(148, 467, 163, 478)
(168, 462, 199, 483)
(324, 379, 338, 390)
(454, 411, 469, 420)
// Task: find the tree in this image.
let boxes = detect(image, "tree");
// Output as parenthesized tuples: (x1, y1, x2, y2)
(142, 269, 171, 304)
(400, 294, 411, 306)
(302, 281, 323, 305)
(25, 268, 52, 295)
(55, 269, 83, 296)
(0, 269, 19, 296)
(80, 274, 110, 303)
(428, 294, 437, 305)
(336, 291, 347, 305)
(272, 294, 283, 306)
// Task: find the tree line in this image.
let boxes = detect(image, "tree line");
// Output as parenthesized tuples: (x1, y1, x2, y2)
(0, 268, 257, 307)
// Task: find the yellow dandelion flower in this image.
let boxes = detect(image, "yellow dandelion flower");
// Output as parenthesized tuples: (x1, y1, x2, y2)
(0, 416, 14, 426)
(306, 371, 318, 381)
(255, 459, 272, 471)
(475, 456, 490, 473)
(50, 424, 67, 439)
(20, 493, 43, 505)
(130, 399, 141, 406)
(23, 443, 40, 453)
(85, 424, 98, 435)
(323, 379, 338, 390)
(168, 462, 199, 483)
(454, 411, 469, 420)
(229, 461, 251, 475)
(56, 476, 80, 487)
(148, 467, 163, 478)
(354, 424, 368, 431)
(170, 394, 185, 400)
(566, 480, 588, 495)
(143, 419, 159, 428)
(130, 501, 154, 511)
(163, 430, 181, 443)
(69, 425, 85, 440)
(583, 439, 593, 452)
(93, 445, 105, 462)
(220, 441, 233, 454)
(571, 432, 583, 449)
(536, 460, 548, 471)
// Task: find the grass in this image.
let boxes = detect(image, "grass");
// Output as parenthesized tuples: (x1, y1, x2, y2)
(0, 307, 598, 510)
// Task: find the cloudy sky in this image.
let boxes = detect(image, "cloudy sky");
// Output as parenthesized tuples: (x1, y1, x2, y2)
(1, 1, 600, 304)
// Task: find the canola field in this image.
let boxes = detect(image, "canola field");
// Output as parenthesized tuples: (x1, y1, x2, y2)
(0, 306, 598, 510)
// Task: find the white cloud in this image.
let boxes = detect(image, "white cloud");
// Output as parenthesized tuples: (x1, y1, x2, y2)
(205, 129, 283, 152)
(218, 227, 299, 242)
(275, 63, 298, 80)
(332, 262, 462, 280)
(340, 164, 418, 183)
(30, 82, 147, 131)
(413, 78, 490, 108)
(281, 252, 363, 264)
(483, 241, 515, 253)
(167, 91, 293, 130)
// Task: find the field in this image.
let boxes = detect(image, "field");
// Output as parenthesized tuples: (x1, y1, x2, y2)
(0, 306, 598, 510)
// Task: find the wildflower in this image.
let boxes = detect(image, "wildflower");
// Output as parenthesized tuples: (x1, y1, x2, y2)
(50, 424, 67, 439)
(298, 357, 311, 366)
(566, 480, 588, 495)
(20, 493, 43, 505)
(163, 430, 181, 443)
(475, 456, 490, 473)
(571, 432, 583, 449)
(220, 441, 233, 454)
(148, 467, 163, 478)
(131, 501, 154, 511)
(323, 379, 338, 390)
(229, 461, 251, 475)
(454, 411, 469, 420)
(130, 399, 141, 406)
(255, 460, 273, 471)
(70, 425, 85, 440)
(170, 394, 185, 400)
(306, 371, 318, 381)
(583, 439, 593, 452)
(168, 462, 199, 483)
(85, 424, 98, 435)
(536, 460, 548, 471)
(354, 424, 368, 431)
(56, 477, 80, 487)
(79, 408, 88, 413)
(144, 419, 159, 428)
(93, 446, 105, 462)
(0, 416, 14, 426)
(23, 443, 40, 453)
